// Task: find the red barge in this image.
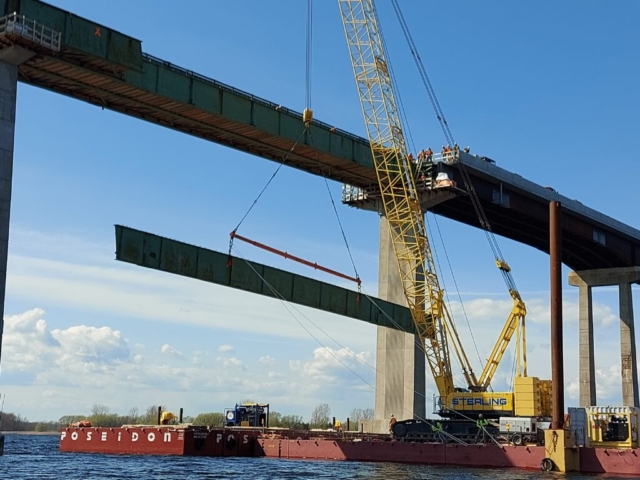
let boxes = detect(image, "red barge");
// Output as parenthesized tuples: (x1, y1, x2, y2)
(60, 425, 640, 476)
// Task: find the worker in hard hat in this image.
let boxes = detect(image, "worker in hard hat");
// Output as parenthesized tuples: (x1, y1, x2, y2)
(425, 147, 433, 162)
(389, 414, 397, 438)
(420, 147, 434, 181)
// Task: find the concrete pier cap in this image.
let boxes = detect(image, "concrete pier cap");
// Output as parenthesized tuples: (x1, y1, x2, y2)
(568, 266, 640, 408)
(568, 267, 640, 288)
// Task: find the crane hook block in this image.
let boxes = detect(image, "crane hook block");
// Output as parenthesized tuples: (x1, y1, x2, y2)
(496, 259, 511, 272)
(303, 108, 313, 126)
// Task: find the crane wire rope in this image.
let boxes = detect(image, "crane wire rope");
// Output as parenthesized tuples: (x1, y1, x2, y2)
(231, 0, 315, 246)
(307, 129, 361, 283)
(311, 0, 466, 402)
(376, 16, 418, 156)
(231, 243, 467, 444)
(306, 0, 313, 109)
(384, 0, 484, 375)
(368, 2, 479, 387)
(230, 128, 307, 241)
(389, 0, 519, 296)
(420, 210, 483, 382)
(307, 7, 470, 388)
(304, 1, 361, 286)
(427, 213, 485, 376)
(389, 0, 528, 387)
(389, 0, 454, 144)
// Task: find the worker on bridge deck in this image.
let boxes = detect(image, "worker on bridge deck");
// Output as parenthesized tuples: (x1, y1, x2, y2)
(425, 147, 433, 162)
(419, 147, 434, 181)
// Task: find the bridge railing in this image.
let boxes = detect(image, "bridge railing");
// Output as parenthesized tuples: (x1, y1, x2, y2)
(141, 52, 368, 147)
(342, 152, 457, 203)
(0, 12, 61, 52)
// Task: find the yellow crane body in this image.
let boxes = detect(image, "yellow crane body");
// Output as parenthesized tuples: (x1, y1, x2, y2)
(338, 0, 551, 419)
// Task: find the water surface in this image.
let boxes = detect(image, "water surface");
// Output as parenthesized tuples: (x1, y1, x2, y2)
(0, 434, 628, 479)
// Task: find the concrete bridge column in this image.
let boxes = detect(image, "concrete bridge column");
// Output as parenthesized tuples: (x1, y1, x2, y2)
(568, 276, 597, 407)
(569, 267, 640, 408)
(372, 214, 425, 432)
(619, 283, 639, 407)
(0, 57, 21, 366)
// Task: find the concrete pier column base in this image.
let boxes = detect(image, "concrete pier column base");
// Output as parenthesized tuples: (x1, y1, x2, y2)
(373, 215, 425, 432)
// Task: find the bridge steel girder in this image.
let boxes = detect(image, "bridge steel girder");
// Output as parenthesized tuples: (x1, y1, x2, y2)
(2, 0, 640, 272)
(114, 225, 416, 334)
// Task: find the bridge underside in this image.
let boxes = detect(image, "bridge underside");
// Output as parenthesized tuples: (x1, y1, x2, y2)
(2, 0, 639, 272)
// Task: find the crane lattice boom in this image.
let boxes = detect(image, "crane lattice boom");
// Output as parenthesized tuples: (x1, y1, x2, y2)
(338, 0, 477, 398)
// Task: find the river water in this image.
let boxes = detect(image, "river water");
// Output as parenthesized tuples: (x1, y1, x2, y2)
(0, 434, 628, 479)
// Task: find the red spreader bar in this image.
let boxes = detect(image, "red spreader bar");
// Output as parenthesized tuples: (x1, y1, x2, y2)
(230, 231, 361, 287)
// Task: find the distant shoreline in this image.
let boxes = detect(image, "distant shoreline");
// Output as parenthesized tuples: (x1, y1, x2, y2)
(2, 431, 59, 436)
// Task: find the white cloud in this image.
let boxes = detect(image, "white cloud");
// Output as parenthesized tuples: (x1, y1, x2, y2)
(260, 355, 276, 366)
(7, 243, 375, 352)
(4, 229, 639, 422)
(3, 308, 130, 376)
(216, 357, 245, 370)
(218, 344, 234, 353)
(566, 363, 627, 406)
(161, 344, 185, 360)
(289, 347, 373, 387)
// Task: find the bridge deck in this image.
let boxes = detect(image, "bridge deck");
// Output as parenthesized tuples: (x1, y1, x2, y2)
(2, 0, 639, 272)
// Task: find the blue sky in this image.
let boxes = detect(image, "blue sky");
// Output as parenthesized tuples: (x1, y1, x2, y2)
(3, 0, 640, 422)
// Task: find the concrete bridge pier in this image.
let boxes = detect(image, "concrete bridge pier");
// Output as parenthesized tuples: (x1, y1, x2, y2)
(0, 50, 29, 365)
(370, 215, 426, 433)
(569, 267, 640, 407)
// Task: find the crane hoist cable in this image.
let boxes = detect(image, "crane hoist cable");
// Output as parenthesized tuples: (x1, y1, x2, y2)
(390, 0, 454, 145)
(306, 129, 361, 285)
(303, 0, 314, 127)
(427, 213, 485, 377)
(229, 127, 307, 242)
(389, 0, 519, 294)
(304, 0, 360, 286)
(231, 0, 313, 242)
(389, 0, 528, 385)
(306, 0, 313, 110)
(339, 0, 483, 398)
(388, 0, 484, 373)
(231, 0, 361, 291)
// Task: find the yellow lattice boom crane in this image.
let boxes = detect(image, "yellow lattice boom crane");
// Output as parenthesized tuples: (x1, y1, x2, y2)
(338, 0, 551, 421)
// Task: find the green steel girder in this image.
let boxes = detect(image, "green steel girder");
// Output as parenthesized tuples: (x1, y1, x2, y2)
(6, 0, 376, 187)
(114, 225, 416, 334)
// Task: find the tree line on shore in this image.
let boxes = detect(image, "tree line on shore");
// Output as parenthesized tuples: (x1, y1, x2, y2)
(1, 403, 374, 432)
